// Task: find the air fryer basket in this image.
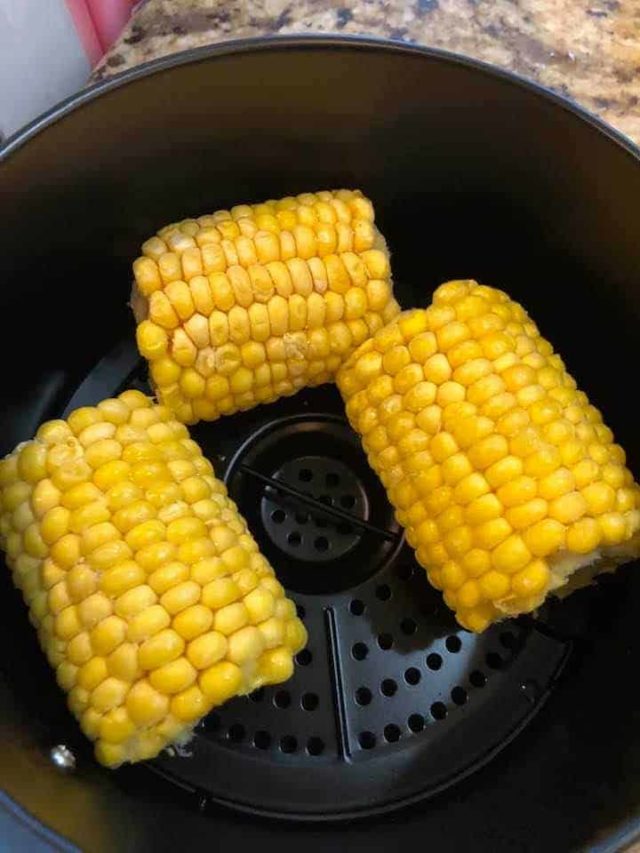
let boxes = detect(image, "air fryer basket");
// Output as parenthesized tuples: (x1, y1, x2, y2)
(2, 37, 640, 852)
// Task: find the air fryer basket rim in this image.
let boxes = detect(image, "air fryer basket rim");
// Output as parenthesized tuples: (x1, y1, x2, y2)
(2, 33, 640, 852)
(2, 33, 640, 166)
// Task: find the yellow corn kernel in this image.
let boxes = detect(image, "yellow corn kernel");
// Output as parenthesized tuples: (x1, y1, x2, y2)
(31, 479, 62, 517)
(127, 605, 171, 643)
(100, 560, 145, 596)
(78, 591, 112, 628)
(67, 632, 93, 665)
(227, 626, 265, 665)
(114, 585, 157, 618)
(599, 512, 627, 545)
(160, 580, 201, 615)
(186, 631, 227, 670)
(173, 604, 213, 640)
(99, 708, 136, 744)
(149, 657, 197, 694)
(212, 602, 249, 635)
(126, 680, 169, 726)
(40, 506, 71, 545)
(201, 577, 240, 610)
(199, 661, 243, 703)
(511, 559, 550, 597)
(91, 616, 127, 655)
(566, 518, 601, 554)
(505, 498, 548, 530)
(138, 628, 184, 670)
(90, 676, 130, 711)
(170, 685, 208, 722)
(255, 616, 283, 649)
(257, 647, 294, 685)
(107, 643, 141, 682)
(582, 481, 616, 514)
(244, 587, 275, 623)
(77, 657, 108, 691)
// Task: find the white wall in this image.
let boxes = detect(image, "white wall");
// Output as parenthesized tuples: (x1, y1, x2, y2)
(0, 0, 90, 141)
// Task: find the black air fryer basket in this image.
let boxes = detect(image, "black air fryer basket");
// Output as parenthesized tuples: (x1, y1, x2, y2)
(2, 37, 640, 853)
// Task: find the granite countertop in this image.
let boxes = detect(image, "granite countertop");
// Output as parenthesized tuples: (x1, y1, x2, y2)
(94, 0, 640, 145)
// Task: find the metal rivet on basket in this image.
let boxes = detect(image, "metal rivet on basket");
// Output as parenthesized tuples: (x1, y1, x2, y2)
(50, 744, 76, 772)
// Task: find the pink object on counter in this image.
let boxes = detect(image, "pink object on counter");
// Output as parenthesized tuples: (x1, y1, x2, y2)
(65, 0, 136, 64)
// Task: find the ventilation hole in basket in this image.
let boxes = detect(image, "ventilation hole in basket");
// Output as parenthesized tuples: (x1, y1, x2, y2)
(340, 494, 356, 509)
(325, 472, 340, 488)
(227, 723, 245, 743)
(470, 670, 487, 688)
(307, 736, 325, 756)
(288, 531, 302, 547)
(384, 724, 401, 743)
(400, 617, 417, 635)
(486, 652, 503, 670)
(378, 633, 393, 650)
(359, 731, 376, 750)
(274, 690, 291, 709)
(295, 512, 309, 525)
(253, 730, 271, 750)
(315, 516, 328, 529)
(350, 599, 365, 615)
(298, 468, 313, 483)
(500, 631, 516, 650)
(381, 678, 397, 697)
(301, 692, 319, 711)
(445, 635, 462, 653)
(408, 713, 425, 733)
(296, 649, 312, 666)
(280, 735, 297, 754)
(296, 603, 306, 619)
(395, 563, 414, 581)
(404, 667, 421, 686)
(426, 652, 443, 671)
(249, 687, 265, 703)
(271, 509, 286, 524)
(451, 686, 468, 706)
(352, 642, 369, 661)
(430, 701, 447, 720)
(314, 536, 330, 552)
(375, 584, 391, 601)
(355, 686, 372, 706)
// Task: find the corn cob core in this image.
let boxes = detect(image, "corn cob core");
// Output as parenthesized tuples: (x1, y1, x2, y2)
(337, 280, 640, 632)
(132, 190, 399, 424)
(0, 391, 306, 767)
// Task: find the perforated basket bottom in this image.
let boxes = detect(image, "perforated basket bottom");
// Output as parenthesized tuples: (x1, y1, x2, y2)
(65, 340, 571, 821)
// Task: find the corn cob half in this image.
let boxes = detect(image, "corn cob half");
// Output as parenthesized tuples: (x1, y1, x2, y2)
(132, 190, 399, 424)
(0, 391, 306, 766)
(337, 280, 640, 632)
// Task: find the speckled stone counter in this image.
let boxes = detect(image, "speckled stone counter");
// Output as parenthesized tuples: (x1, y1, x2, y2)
(95, 0, 640, 145)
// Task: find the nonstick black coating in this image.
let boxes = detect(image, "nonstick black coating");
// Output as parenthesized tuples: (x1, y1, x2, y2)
(2, 36, 640, 852)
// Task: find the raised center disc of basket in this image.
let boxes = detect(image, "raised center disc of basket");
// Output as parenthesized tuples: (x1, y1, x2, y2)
(222, 413, 401, 594)
(261, 455, 366, 563)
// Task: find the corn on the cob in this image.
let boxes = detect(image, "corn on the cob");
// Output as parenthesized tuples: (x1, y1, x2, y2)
(337, 280, 640, 632)
(132, 190, 399, 424)
(0, 391, 306, 767)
